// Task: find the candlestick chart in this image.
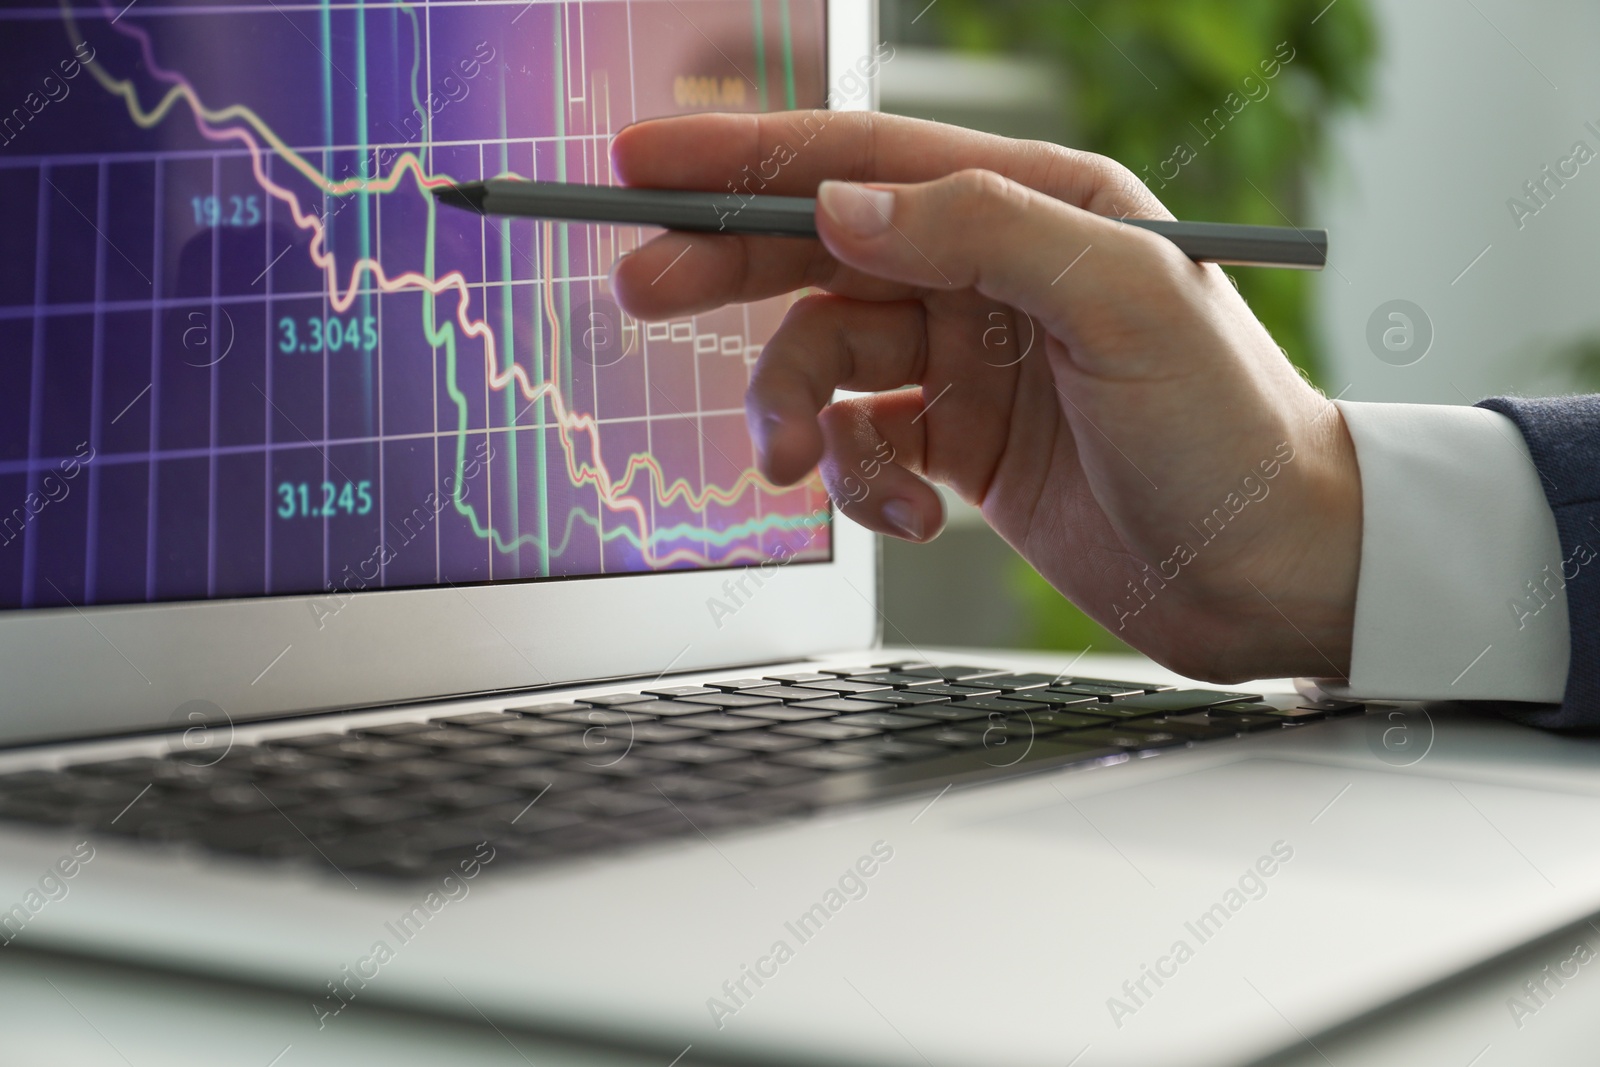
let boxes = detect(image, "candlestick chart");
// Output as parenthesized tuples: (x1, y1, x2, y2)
(0, 0, 830, 609)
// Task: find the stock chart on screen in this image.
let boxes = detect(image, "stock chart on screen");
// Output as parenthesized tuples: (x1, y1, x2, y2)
(0, 0, 831, 611)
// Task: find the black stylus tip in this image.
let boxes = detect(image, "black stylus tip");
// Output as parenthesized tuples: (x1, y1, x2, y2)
(434, 181, 487, 214)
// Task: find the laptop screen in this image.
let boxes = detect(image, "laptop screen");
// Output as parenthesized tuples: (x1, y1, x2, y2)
(0, 0, 831, 613)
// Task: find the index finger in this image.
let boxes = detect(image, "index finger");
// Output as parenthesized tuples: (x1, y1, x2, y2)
(609, 111, 1168, 221)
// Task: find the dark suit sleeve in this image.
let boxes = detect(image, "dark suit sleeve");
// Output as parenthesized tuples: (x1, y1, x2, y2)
(1478, 396, 1600, 729)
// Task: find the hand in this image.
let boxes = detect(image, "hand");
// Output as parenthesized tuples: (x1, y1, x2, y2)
(608, 111, 1360, 683)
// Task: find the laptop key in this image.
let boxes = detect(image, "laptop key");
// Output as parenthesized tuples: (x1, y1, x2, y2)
(894, 703, 991, 723)
(741, 685, 841, 702)
(900, 665, 1002, 681)
(700, 762, 823, 788)
(306, 738, 428, 762)
(905, 683, 999, 700)
(772, 722, 879, 741)
(867, 690, 954, 707)
(628, 742, 745, 764)
(944, 718, 1063, 745)
(1293, 700, 1367, 718)
(770, 748, 884, 771)
(442, 747, 564, 768)
(1190, 702, 1276, 717)
(360, 722, 435, 737)
(900, 725, 990, 747)
(506, 702, 590, 716)
(793, 680, 892, 695)
(972, 673, 1061, 691)
(617, 700, 716, 718)
(1138, 715, 1241, 740)
(786, 698, 895, 715)
(521, 733, 633, 758)
(1200, 712, 1285, 732)
(723, 705, 839, 723)
(830, 711, 932, 730)
(362, 758, 483, 782)
(430, 711, 521, 726)
(392, 727, 510, 749)
(224, 748, 346, 775)
(1067, 728, 1183, 751)
(670, 713, 770, 732)
(265, 733, 349, 749)
(763, 672, 835, 684)
(547, 790, 674, 819)
(580, 693, 654, 707)
(1049, 683, 1146, 700)
(544, 709, 656, 727)
(0, 799, 84, 826)
(705, 678, 776, 690)
(834, 738, 945, 762)
(470, 718, 583, 738)
(1009, 709, 1117, 730)
(479, 767, 600, 792)
(0, 770, 76, 794)
(818, 666, 883, 677)
(1063, 676, 1175, 693)
(405, 820, 505, 853)
(1108, 690, 1263, 714)
(634, 775, 747, 802)
(1071, 704, 1188, 723)
(408, 781, 522, 810)
(571, 757, 686, 780)
(187, 783, 287, 813)
(705, 732, 819, 753)
(267, 770, 391, 796)
(68, 759, 235, 790)
(1244, 706, 1332, 723)
(307, 796, 432, 826)
(678, 692, 782, 709)
(943, 684, 1009, 698)
(476, 803, 589, 834)
(1009, 691, 1105, 709)
(949, 697, 1040, 714)
(641, 685, 719, 698)
(42, 770, 155, 802)
(615, 723, 704, 743)
(843, 672, 941, 688)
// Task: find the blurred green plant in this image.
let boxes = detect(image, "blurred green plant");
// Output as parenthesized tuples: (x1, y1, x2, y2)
(1550, 334, 1600, 392)
(922, 0, 1379, 652)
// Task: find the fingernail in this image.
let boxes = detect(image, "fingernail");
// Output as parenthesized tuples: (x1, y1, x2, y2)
(818, 180, 895, 238)
(881, 499, 923, 541)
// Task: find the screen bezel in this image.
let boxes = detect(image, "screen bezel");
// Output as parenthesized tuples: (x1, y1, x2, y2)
(0, 0, 879, 748)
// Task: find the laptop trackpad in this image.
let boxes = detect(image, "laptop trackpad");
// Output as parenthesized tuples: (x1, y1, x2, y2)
(961, 755, 1600, 889)
(873, 754, 1600, 1063)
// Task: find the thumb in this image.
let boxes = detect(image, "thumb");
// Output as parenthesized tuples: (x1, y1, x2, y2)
(813, 172, 1189, 340)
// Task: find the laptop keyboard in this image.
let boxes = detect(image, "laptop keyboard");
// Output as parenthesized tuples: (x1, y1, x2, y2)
(0, 663, 1364, 879)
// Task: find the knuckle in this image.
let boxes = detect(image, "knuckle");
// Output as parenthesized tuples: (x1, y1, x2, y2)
(946, 168, 1025, 218)
(1116, 224, 1199, 298)
(784, 291, 840, 325)
(1038, 141, 1170, 221)
(815, 398, 857, 439)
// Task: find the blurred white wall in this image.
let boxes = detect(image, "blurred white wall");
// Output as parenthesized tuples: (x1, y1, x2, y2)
(1314, 0, 1600, 402)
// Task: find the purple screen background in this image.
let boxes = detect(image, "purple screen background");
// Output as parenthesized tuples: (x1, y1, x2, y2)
(0, 0, 830, 610)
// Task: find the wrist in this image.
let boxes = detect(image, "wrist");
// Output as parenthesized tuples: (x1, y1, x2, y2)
(1262, 405, 1362, 680)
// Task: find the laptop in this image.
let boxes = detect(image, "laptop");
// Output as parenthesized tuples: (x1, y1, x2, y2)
(6, 2, 1600, 1064)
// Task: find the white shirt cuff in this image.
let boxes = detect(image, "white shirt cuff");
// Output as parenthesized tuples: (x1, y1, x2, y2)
(1323, 400, 1568, 703)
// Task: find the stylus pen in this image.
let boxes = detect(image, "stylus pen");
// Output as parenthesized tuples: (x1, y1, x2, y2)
(435, 179, 1327, 270)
